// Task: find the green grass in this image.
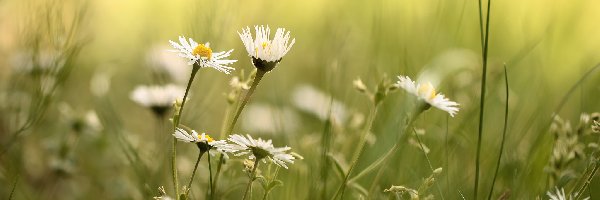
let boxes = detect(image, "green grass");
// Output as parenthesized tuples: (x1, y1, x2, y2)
(1, 0, 600, 199)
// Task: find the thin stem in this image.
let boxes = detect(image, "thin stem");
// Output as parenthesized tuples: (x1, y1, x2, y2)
(173, 64, 200, 198)
(242, 160, 260, 200)
(474, 0, 492, 198)
(334, 104, 379, 200)
(262, 166, 281, 200)
(226, 69, 266, 136)
(487, 65, 509, 200)
(208, 153, 214, 200)
(214, 69, 267, 196)
(185, 150, 206, 197)
(352, 111, 419, 190)
(412, 128, 444, 200)
(212, 154, 225, 197)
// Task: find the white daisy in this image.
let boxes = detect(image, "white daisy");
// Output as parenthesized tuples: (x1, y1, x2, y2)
(168, 36, 237, 74)
(130, 84, 185, 116)
(238, 25, 295, 71)
(546, 187, 589, 200)
(396, 75, 459, 117)
(228, 134, 295, 169)
(173, 128, 237, 158)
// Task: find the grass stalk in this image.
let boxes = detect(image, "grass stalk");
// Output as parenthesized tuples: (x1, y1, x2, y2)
(474, 0, 492, 198)
(487, 65, 509, 200)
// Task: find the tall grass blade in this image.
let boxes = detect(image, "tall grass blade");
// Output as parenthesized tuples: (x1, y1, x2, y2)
(487, 64, 509, 200)
(474, 0, 492, 198)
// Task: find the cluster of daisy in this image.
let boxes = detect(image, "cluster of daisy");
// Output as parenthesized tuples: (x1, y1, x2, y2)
(172, 128, 296, 169)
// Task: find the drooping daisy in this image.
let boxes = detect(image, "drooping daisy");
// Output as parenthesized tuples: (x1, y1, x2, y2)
(130, 84, 185, 117)
(546, 187, 589, 200)
(173, 128, 237, 158)
(238, 25, 295, 72)
(168, 36, 237, 74)
(396, 75, 459, 117)
(228, 134, 295, 169)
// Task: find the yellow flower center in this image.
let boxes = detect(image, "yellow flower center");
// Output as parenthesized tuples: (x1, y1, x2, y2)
(205, 135, 214, 143)
(417, 82, 436, 100)
(261, 42, 269, 49)
(192, 43, 212, 60)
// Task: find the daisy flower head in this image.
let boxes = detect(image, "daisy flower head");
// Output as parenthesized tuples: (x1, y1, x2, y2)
(168, 36, 237, 74)
(228, 134, 295, 169)
(396, 75, 459, 117)
(173, 128, 237, 158)
(238, 25, 295, 72)
(546, 187, 589, 200)
(130, 84, 185, 117)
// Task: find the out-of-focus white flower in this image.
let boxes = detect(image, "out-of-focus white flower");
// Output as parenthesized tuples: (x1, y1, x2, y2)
(238, 25, 295, 71)
(546, 187, 589, 200)
(90, 71, 111, 97)
(228, 134, 295, 169)
(396, 75, 459, 117)
(292, 85, 347, 124)
(173, 128, 237, 158)
(168, 36, 237, 74)
(147, 45, 190, 84)
(130, 84, 185, 116)
(242, 103, 299, 134)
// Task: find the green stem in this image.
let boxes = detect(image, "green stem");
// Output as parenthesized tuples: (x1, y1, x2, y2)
(332, 104, 380, 200)
(173, 64, 200, 198)
(185, 150, 206, 197)
(412, 128, 444, 200)
(226, 69, 266, 136)
(474, 0, 492, 198)
(261, 166, 281, 200)
(487, 65, 509, 200)
(214, 69, 267, 196)
(208, 152, 214, 200)
(242, 160, 260, 200)
(352, 110, 420, 195)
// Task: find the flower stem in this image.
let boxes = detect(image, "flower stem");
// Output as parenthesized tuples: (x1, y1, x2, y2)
(261, 166, 281, 200)
(332, 104, 380, 200)
(208, 152, 214, 200)
(214, 69, 267, 196)
(226, 69, 266, 136)
(242, 160, 260, 200)
(173, 64, 200, 198)
(185, 150, 205, 197)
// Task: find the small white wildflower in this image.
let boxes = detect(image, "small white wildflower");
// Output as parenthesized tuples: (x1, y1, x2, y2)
(130, 84, 185, 116)
(396, 75, 459, 117)
(238, 25, 295, 71)
(168, 36, 237, 74)
(228, 134, 295, 169)
(173, 128, 237, 158)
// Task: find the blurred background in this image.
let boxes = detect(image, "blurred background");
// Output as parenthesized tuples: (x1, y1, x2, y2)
(1, 0, 600, 199)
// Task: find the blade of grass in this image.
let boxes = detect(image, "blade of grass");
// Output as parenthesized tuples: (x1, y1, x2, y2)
(487, 64, 509, 200)
(474, 0, 492, 198)
(9, 174, 18, 200)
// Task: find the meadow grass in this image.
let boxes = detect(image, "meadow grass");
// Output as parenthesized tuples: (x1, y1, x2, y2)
(1, 0, 600, 199)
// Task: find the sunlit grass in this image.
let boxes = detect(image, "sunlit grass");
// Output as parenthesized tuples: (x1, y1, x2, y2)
(1, 0, 600, 199)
